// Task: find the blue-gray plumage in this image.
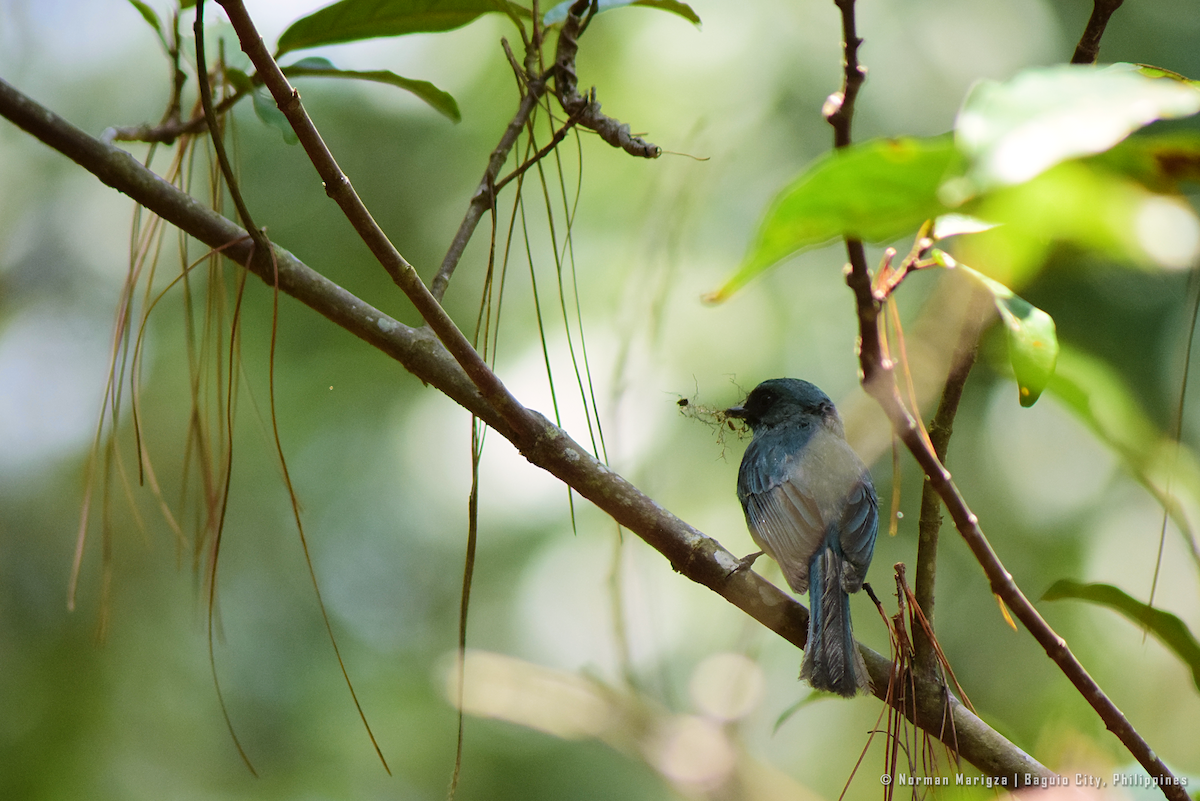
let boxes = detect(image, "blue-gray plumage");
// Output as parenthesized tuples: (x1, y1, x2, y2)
(727, 378, 877, 697)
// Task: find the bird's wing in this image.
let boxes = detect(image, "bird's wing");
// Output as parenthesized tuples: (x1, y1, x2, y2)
(835, 476, 878, 592)
(741, 462, 827, 595)
(739, 430, 878, 596)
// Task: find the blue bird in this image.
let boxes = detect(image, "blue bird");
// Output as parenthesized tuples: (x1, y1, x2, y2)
(726, 378, 878, 697)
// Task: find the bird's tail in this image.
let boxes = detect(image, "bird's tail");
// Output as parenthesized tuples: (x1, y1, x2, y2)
(800, 547, 869, 697)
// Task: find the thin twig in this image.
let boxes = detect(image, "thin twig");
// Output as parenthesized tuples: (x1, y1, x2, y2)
(1150, 268, 1200, 612)
(872, 222, 935, 301)
(890, 566, 917, 783)
(493, 106, 586, 196)
(432, 39, 549, 302)
(1071, 0, 1126, 65)
(825, 0, 867, 150)
(448, 420, 483, 800)
(105, 91, 247, 145)
(157, 11, 187, 138)
(194, 2, 265, 253)
(0, 74, 1055, 784)
(553, 0, 661, 158)
(899, 566, 973, 717)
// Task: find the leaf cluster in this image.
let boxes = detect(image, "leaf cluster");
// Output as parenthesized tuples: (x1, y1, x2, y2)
(125, 0, 700, 136)
(710, 63, 1200, 407)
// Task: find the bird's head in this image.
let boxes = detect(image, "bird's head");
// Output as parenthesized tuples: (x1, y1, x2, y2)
(725, 378, 840, 432)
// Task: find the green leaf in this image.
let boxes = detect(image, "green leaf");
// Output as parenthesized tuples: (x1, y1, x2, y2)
(290, 56, 338, 71)
(252, 87, 299, 144)
(996, 294, 1059, 408)
(628, 0, 700, 25)
(772, 692, 832, 732)
(1047, 346, 1159, 463)
(1133, 63, 1200, 88)
(707, 134, 961, 302)
(938, 253, 1058, 406)
(543, 0, 700, 27)
(932, 214, 997, 239)
(277, 0, 529, 56)
(956, 161, 1200, 287)
(125, 0, 168, 50)
(1086, 131, 1200, 193)
(223, 67, 255, 95)
(955, 63, 1200, 192)
(1045, 345, 1200, 553)
(1043, 580, 1200, 692)
(282, 63, 461, 122)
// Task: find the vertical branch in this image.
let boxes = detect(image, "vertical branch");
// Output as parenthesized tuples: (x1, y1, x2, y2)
(911, 290, 988, 676)
(825, 0, 867, 150)
(825, 0, 885, 399)
(1071, 0, 1126, 65)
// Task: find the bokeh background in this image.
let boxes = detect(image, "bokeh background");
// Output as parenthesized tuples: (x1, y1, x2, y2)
(2, 0, 1199, 799)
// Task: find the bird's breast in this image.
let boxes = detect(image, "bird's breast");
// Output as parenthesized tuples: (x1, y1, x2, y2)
(792, 428, 868, 522)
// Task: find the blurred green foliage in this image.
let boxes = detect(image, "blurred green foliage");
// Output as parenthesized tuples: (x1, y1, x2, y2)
(2, 0, 1200, 800)
(1044, 579, 1200, 692)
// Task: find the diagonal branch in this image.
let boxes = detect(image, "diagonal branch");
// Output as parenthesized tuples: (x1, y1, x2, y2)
(851, 304, 1186, 801)
(432, 38, 549, 302)
(0, 74, 1053, 783)
(1071, 0, 1126, 65)
(214, 0, 536, 445)
(827, 1, 1183, 793)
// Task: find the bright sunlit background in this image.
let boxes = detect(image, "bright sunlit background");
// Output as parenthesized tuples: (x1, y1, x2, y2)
(2, 0, 1200, 799)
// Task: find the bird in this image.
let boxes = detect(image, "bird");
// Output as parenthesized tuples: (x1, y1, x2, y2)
(726, 378, 878, 697)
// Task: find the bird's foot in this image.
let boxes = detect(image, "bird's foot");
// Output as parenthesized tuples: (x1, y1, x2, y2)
(734, 550, 765, 573)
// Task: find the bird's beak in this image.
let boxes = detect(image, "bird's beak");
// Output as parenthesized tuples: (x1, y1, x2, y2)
(725, 404, 747, 419)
